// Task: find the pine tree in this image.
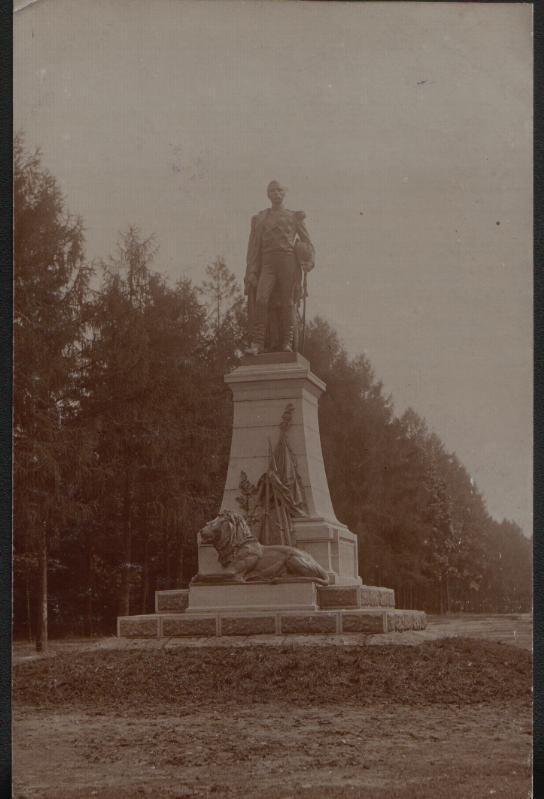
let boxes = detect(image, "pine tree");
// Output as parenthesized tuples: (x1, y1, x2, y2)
(78, 230, 228, 622)
(199, 256, 247, 370)
(13, 135, 91, 650)
(200, 257, 239, 334)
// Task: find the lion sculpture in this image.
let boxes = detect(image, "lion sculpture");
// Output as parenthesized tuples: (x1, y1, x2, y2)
(192, 510, 329, 586)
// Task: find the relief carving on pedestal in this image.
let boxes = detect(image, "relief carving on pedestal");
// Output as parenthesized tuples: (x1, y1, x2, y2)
(236, 403, 307, 547)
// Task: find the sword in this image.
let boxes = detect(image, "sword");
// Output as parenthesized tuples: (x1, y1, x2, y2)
(300, 270, 308, 354)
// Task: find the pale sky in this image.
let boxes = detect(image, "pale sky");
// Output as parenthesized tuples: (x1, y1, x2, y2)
(14, 0, 533, 535)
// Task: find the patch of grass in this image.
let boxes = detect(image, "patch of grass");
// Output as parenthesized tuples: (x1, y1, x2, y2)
(13, 638, 531, 712)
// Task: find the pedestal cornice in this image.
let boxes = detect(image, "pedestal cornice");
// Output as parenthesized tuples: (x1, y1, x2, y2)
(225, 352, 326, 398)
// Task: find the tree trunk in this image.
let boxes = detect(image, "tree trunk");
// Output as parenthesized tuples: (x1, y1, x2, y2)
(445, 573, 450, 615)
(25, 565, 32, 643)
(176, 536, 184, 588)
(141, 533, 150, 614)
(119, 466, 132, 617)
(165, 521, 172, 587)
(85, 532, 93, 638)
(438, 578, 444, 615)
(35, 527, 48, 653)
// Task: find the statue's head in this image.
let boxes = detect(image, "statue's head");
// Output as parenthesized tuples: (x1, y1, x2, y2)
(267, 180, 286, 206)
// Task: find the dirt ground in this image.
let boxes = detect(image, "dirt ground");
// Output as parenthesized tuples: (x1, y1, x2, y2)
(13, 701, 532, 799)
(12, 614, 533, 799)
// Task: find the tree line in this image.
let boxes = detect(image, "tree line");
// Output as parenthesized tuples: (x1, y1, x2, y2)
(13, 137, 532, 647)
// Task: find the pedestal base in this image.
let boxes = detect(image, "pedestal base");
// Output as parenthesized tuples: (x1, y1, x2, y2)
(118, 607, 427, 638)
(187, 580, 319, 613)
(154, 584, 396, 614)
(118, 582, 423, 639)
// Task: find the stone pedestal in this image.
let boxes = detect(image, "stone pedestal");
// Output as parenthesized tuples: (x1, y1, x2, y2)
(117, 352, 427, 639)
(197, 352, 361, 586)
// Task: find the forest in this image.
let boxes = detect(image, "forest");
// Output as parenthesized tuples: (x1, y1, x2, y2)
(13, 137, 532, 646)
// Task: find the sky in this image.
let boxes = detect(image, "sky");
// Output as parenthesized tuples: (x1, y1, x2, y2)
(14, 0, 533, 535)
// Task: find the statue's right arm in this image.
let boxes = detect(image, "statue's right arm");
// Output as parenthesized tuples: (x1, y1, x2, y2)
(245, 214, 261, 294)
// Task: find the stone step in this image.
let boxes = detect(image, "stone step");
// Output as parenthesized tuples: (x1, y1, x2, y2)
(118, 608, 426, 639)
(154, 584, 396, 614)
(317, 584, 395, 609)
(155, 589, 189, 613)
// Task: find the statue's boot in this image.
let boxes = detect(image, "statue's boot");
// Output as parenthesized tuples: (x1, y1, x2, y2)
(280, 305, 295, 352)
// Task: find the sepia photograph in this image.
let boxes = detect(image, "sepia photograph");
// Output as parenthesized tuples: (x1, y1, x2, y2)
(12, 1, 533, 797)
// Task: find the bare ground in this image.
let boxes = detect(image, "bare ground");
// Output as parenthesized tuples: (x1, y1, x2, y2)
(13, 701, 532, 799)
(12, 614, 533, 799)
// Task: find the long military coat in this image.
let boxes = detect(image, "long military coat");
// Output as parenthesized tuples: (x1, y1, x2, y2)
(244, 208, 314, 294)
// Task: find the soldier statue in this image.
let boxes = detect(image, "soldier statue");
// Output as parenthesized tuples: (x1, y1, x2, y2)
(244, 181, 315, 354)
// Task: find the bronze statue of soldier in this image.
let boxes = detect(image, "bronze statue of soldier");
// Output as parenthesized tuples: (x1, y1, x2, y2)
(245, 181, 315, 354)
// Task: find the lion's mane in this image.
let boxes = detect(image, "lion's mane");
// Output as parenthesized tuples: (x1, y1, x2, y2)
(211, 510, 258, 567)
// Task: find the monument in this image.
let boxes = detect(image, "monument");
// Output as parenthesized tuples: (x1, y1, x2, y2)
(118, 182, 426, 638)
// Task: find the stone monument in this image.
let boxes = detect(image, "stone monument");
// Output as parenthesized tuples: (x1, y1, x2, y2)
(118, 183, 426, 639)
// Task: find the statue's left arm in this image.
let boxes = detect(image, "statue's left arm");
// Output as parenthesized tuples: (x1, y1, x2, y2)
(294, 211, 315, 272)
